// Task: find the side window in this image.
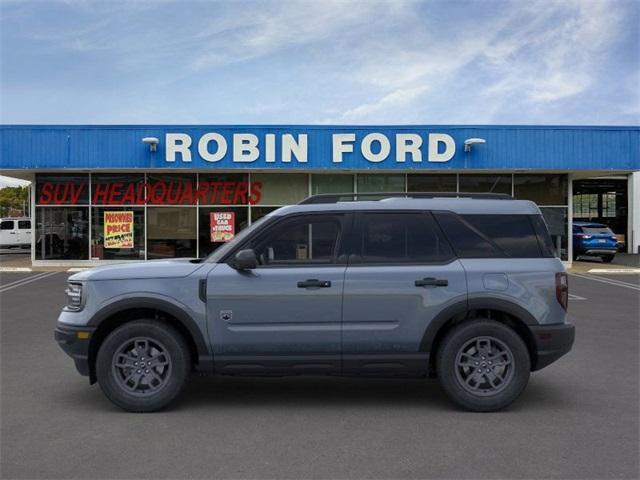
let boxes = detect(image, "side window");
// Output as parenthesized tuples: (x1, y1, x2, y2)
(433, 212, 500, 258)
(18, 220, 31, 229)
(1, 220, 15, 230)
(462, 215, 542, 258)
(251, 215, 342, 265)
(355, 212, 454, 264)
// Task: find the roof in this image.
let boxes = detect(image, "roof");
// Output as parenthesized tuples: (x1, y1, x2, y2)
(270, 197, 541, 216)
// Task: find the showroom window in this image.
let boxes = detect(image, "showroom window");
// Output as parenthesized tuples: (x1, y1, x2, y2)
(91, 173, 146, 205)
(459, 174, 512, 195)
(357, 174, 405, 194)
(252, 173, 309, 205)
(514, 174, 568, 205)
(35, 207, 89, 260)
(146, 173, 197, 205)
(407, 174, 457, 193)
(36, 174, 89, 205)
(311, 174, 354, 195)
(147, 207, 197, 259)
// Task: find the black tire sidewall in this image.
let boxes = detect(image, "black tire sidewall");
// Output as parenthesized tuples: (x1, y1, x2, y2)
(437, 320, 530, 412)
(96, 320, 190, 412)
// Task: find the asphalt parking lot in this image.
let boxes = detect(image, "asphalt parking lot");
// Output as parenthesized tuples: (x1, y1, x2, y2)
(1, 270, 638, 479)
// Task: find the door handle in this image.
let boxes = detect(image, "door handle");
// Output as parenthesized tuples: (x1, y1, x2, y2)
(415, 277, 448, 287)
(297, 279, 332, 288)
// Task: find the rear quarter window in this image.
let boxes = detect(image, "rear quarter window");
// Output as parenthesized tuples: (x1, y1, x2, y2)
(434, 212, 551, 258)
(462, 215, 543, 258)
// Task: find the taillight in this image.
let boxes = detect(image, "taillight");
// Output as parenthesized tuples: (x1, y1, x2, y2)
(555, 272, 568, 311)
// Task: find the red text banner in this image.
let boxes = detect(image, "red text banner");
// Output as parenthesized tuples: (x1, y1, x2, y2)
(37, 181, 262, 205)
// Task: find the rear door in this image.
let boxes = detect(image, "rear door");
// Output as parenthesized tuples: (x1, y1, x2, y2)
(341, 211, 467, 375)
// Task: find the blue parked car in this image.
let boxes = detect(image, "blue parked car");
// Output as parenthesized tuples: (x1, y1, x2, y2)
(572, 222, 619, 262)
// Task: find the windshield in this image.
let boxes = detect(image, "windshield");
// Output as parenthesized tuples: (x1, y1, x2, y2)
(203, 215, 271, 263)
(582, 226, 614, 235)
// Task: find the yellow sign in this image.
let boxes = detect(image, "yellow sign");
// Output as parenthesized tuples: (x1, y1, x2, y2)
(104, 211, 134, 248)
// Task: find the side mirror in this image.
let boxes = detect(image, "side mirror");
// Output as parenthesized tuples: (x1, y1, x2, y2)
(233, 249, 258, 270)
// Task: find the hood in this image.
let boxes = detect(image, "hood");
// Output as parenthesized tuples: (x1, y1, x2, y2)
(69, 258, 205, 281)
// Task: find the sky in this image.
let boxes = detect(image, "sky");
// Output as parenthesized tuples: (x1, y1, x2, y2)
(0, 0, 639, 126)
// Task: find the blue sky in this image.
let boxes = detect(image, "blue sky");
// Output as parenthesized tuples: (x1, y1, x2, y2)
(1, 0, 638, 125)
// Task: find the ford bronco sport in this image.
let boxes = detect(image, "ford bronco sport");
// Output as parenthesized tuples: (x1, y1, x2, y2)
(55, 193, 575, 412)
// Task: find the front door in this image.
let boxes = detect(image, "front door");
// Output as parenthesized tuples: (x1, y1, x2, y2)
(341, 211, 467, 375)
(207, 213, 349, 374)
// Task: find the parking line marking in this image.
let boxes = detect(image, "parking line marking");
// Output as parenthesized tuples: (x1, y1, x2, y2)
(571, 273, 640, 291)
(0, 267, 33, 272)
(590, 275, 640, 288)
(587, 268, 640, 274)
(0, 272, 58, 293)
(569, 293, 587, 300)
(0, 271, 51, 289)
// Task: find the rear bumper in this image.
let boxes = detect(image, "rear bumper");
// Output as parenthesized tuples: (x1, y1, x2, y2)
(530, 322, 575, 371)
(584, 248, 617, 255)
(54, 323, 95, 377)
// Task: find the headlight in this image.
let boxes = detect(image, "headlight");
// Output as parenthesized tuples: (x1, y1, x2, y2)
(65, 282, 84, 311)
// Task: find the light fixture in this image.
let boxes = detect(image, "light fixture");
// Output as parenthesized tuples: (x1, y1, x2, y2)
(142, 137, 159, 152)
(464, 138, 486, 152)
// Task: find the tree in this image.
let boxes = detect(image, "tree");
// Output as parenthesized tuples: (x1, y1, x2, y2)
(0, 186, 29, 217)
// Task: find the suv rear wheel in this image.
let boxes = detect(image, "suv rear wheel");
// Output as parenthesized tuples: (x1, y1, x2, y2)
(436, 320, 530, 412)
(96, 320, 191, 412)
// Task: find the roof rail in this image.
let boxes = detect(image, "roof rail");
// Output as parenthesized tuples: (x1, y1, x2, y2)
(298, 192, 512, 205)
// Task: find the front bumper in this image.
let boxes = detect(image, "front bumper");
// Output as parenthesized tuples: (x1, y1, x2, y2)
(530, 322, 575, 371)
(54, 323, 95, 377)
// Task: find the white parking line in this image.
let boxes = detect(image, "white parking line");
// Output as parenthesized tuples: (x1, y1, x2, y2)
(590, 275, 640, 288)
(569, 293, 587, 301)
(571, 273, 640, 291)
(0, 272, 58, 293)
(0, 271, 51, 289)
(587, 268, 640, 274)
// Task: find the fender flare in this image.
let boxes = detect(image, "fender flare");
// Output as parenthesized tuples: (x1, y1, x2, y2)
(87, 296, 210, 362)
(420, 297, 538, 353)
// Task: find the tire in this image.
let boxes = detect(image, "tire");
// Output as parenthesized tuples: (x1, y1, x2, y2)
(436, 320, 530, 412)
(96, 320, 191, 412)
(601, 255, 614, 263)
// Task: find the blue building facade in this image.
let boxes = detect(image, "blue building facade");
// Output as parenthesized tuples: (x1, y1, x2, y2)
(1, 125, 638, 264)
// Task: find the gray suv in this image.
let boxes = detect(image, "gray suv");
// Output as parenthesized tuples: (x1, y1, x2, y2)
(55, 193, 575, 412)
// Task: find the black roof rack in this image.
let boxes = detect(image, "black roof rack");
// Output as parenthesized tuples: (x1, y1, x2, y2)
(298, 192, 512, 205)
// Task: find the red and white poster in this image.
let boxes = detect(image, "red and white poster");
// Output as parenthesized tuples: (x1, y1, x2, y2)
(210, 212, 235, 242)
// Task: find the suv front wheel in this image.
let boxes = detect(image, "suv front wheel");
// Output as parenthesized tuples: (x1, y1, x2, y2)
(96, 320, 191, 412)
(436, 320, 530, 412)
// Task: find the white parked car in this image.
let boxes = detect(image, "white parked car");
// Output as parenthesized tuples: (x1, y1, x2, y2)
(0, 217, 32, 249)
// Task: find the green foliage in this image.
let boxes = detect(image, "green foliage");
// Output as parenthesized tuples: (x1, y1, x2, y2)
(0, 186, 29, 217)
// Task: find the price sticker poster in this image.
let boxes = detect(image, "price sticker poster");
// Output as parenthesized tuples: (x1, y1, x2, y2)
(104, 211, 134, 248)
(210, 212, 235, 242)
